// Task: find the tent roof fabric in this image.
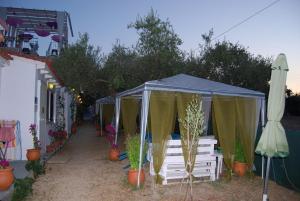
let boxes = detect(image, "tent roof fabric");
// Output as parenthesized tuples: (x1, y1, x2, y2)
(117, 74, 265, 98)
(96, 96, 115, 104)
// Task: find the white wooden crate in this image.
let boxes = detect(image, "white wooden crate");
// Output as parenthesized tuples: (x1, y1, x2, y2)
(149, 136, 218, 185)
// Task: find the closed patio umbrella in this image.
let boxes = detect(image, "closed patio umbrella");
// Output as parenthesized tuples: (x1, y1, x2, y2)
(255, 53, 289, 201)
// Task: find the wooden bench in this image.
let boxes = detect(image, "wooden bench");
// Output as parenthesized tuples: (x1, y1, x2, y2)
(149, 136, 218, 185)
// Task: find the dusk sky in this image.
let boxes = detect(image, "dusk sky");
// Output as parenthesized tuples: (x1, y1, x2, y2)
(2, 0, 299, 93)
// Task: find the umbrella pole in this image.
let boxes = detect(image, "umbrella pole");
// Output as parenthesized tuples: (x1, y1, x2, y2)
(263, 156, 271, 201)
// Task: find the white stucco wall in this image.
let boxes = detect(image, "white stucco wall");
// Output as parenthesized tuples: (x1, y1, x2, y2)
(64, 90, 73, 135)
(0, 58, 36, 160)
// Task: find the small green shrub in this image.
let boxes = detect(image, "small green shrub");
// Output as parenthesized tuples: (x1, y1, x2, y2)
(235, 139, 246, 163)
(126, 135, 147, 170)
(25, 160, 45, 178)
(12, 177, 34, 201)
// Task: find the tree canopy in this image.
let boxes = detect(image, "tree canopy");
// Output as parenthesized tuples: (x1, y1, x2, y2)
(53, 10, 273, 105)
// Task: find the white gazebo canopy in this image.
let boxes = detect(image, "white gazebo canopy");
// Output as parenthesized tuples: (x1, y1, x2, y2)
(114, 73, 265, 187)
(95, 96, 115, 134)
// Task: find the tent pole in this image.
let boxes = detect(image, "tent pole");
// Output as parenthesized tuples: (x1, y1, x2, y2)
(261, 98, 266, 179)
(114, 97, 121, 144)
(262, 156, 265, 179)
(137, 126, 144, 187)
(137, 90, 150, 188)
(100, 104, 103, 136)
(262, 156, 271, 201)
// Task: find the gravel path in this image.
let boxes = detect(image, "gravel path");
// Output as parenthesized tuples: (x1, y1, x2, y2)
(27, 122, 300, 201)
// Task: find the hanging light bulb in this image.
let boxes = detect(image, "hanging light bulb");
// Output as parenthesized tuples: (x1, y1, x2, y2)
(48, 83, 55, 89)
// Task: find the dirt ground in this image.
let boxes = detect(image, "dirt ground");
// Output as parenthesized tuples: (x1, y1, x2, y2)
(26, 123, 300, 201)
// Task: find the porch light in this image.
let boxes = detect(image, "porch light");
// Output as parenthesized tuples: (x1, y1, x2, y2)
(48, 83, 55, 90)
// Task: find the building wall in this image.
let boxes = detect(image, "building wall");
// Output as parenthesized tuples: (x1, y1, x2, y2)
(64, 90, 72, 134)
(0, 59, 36, 160)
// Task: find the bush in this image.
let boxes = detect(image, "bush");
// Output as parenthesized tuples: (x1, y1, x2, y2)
(25, 160, 45, 178)
(286, 95, 300, 116)
(12, 177, 34, 201)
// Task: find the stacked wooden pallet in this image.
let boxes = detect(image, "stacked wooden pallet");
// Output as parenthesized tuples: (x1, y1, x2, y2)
(149, 136, 218, 185)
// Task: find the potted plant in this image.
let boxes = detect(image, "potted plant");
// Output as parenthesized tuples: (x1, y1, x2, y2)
(71, 122, 77, 134)
(126, 135, 147, 186)
(233, 139, 248, 176)
(108, 143, 120, 161)
(26, 124, 41, 161)
(0, 159, 14, 190)
(95, 115, 101, 129)
(96, 125, 102, 137)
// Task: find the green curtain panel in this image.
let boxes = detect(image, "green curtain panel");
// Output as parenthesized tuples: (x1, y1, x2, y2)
(177, 93, 201, 172)
(121, 98, 139, 137)
(235, 97, 257, 170)
(212, 95, 236, 170)
(150, 91, 176, 184)
(103, 104, 115, 125)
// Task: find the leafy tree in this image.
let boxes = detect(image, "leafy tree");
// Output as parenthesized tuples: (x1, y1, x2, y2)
(286, 93, 300, 116)
(128, 9, 184, 80)
(52, 33, 104, 99)
(100, 41, 141, 92)
(197, 31, 272, 94)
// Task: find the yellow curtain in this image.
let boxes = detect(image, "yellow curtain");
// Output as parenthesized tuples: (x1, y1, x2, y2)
(150, 91, 176, 184)
(103, 104, 114, 125)
(212, 105, 220, 146)
(212, 95, 236, 170)
(121, 98, 139, 137)
(235, 97, 257, 170)
(177, 93, 200, 172)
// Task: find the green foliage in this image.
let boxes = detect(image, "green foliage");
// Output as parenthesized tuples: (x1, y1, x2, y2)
(12, 177, 34, 201)
(52, 10, 272, 109)
(25, 160, 45, 178)
(196, 31, 272, 94)
(128, 9, 184, 80)
(179, 97, 206, 140)
(179, 97, 206, 172)
(235, 139, 246, 163)
(286, 94, 300, 116)
(126, 135, 147, 170)
(128, 9, 182, 59)
(52, 33, 104, 99)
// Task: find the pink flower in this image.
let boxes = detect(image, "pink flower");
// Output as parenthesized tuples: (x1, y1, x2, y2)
(29, 124, 36, 131)
(48, 130, 54, 137)
(0, 160, 9, 169)
(112, 143, 118, 149)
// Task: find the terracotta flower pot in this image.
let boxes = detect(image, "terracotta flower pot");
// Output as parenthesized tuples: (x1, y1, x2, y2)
(46, 145, 54, 153)
(58, 140, 64, 146)
(108, 148, 120, 161)
(233, 161, 248, 176)
(26, 149, 40, 161)
(71, 124, 77, 134)
(0, 167, 14, 191)
(128, 168, 145, 186)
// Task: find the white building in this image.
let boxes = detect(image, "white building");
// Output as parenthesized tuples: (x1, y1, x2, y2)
(0, 50, 73, 160)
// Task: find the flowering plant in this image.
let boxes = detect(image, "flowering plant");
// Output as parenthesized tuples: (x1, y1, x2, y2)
(48, 129, 67, 141)
(29, 124, 40, 149)
(111, 143, 118, 149)
(0, 159, 9, 169)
